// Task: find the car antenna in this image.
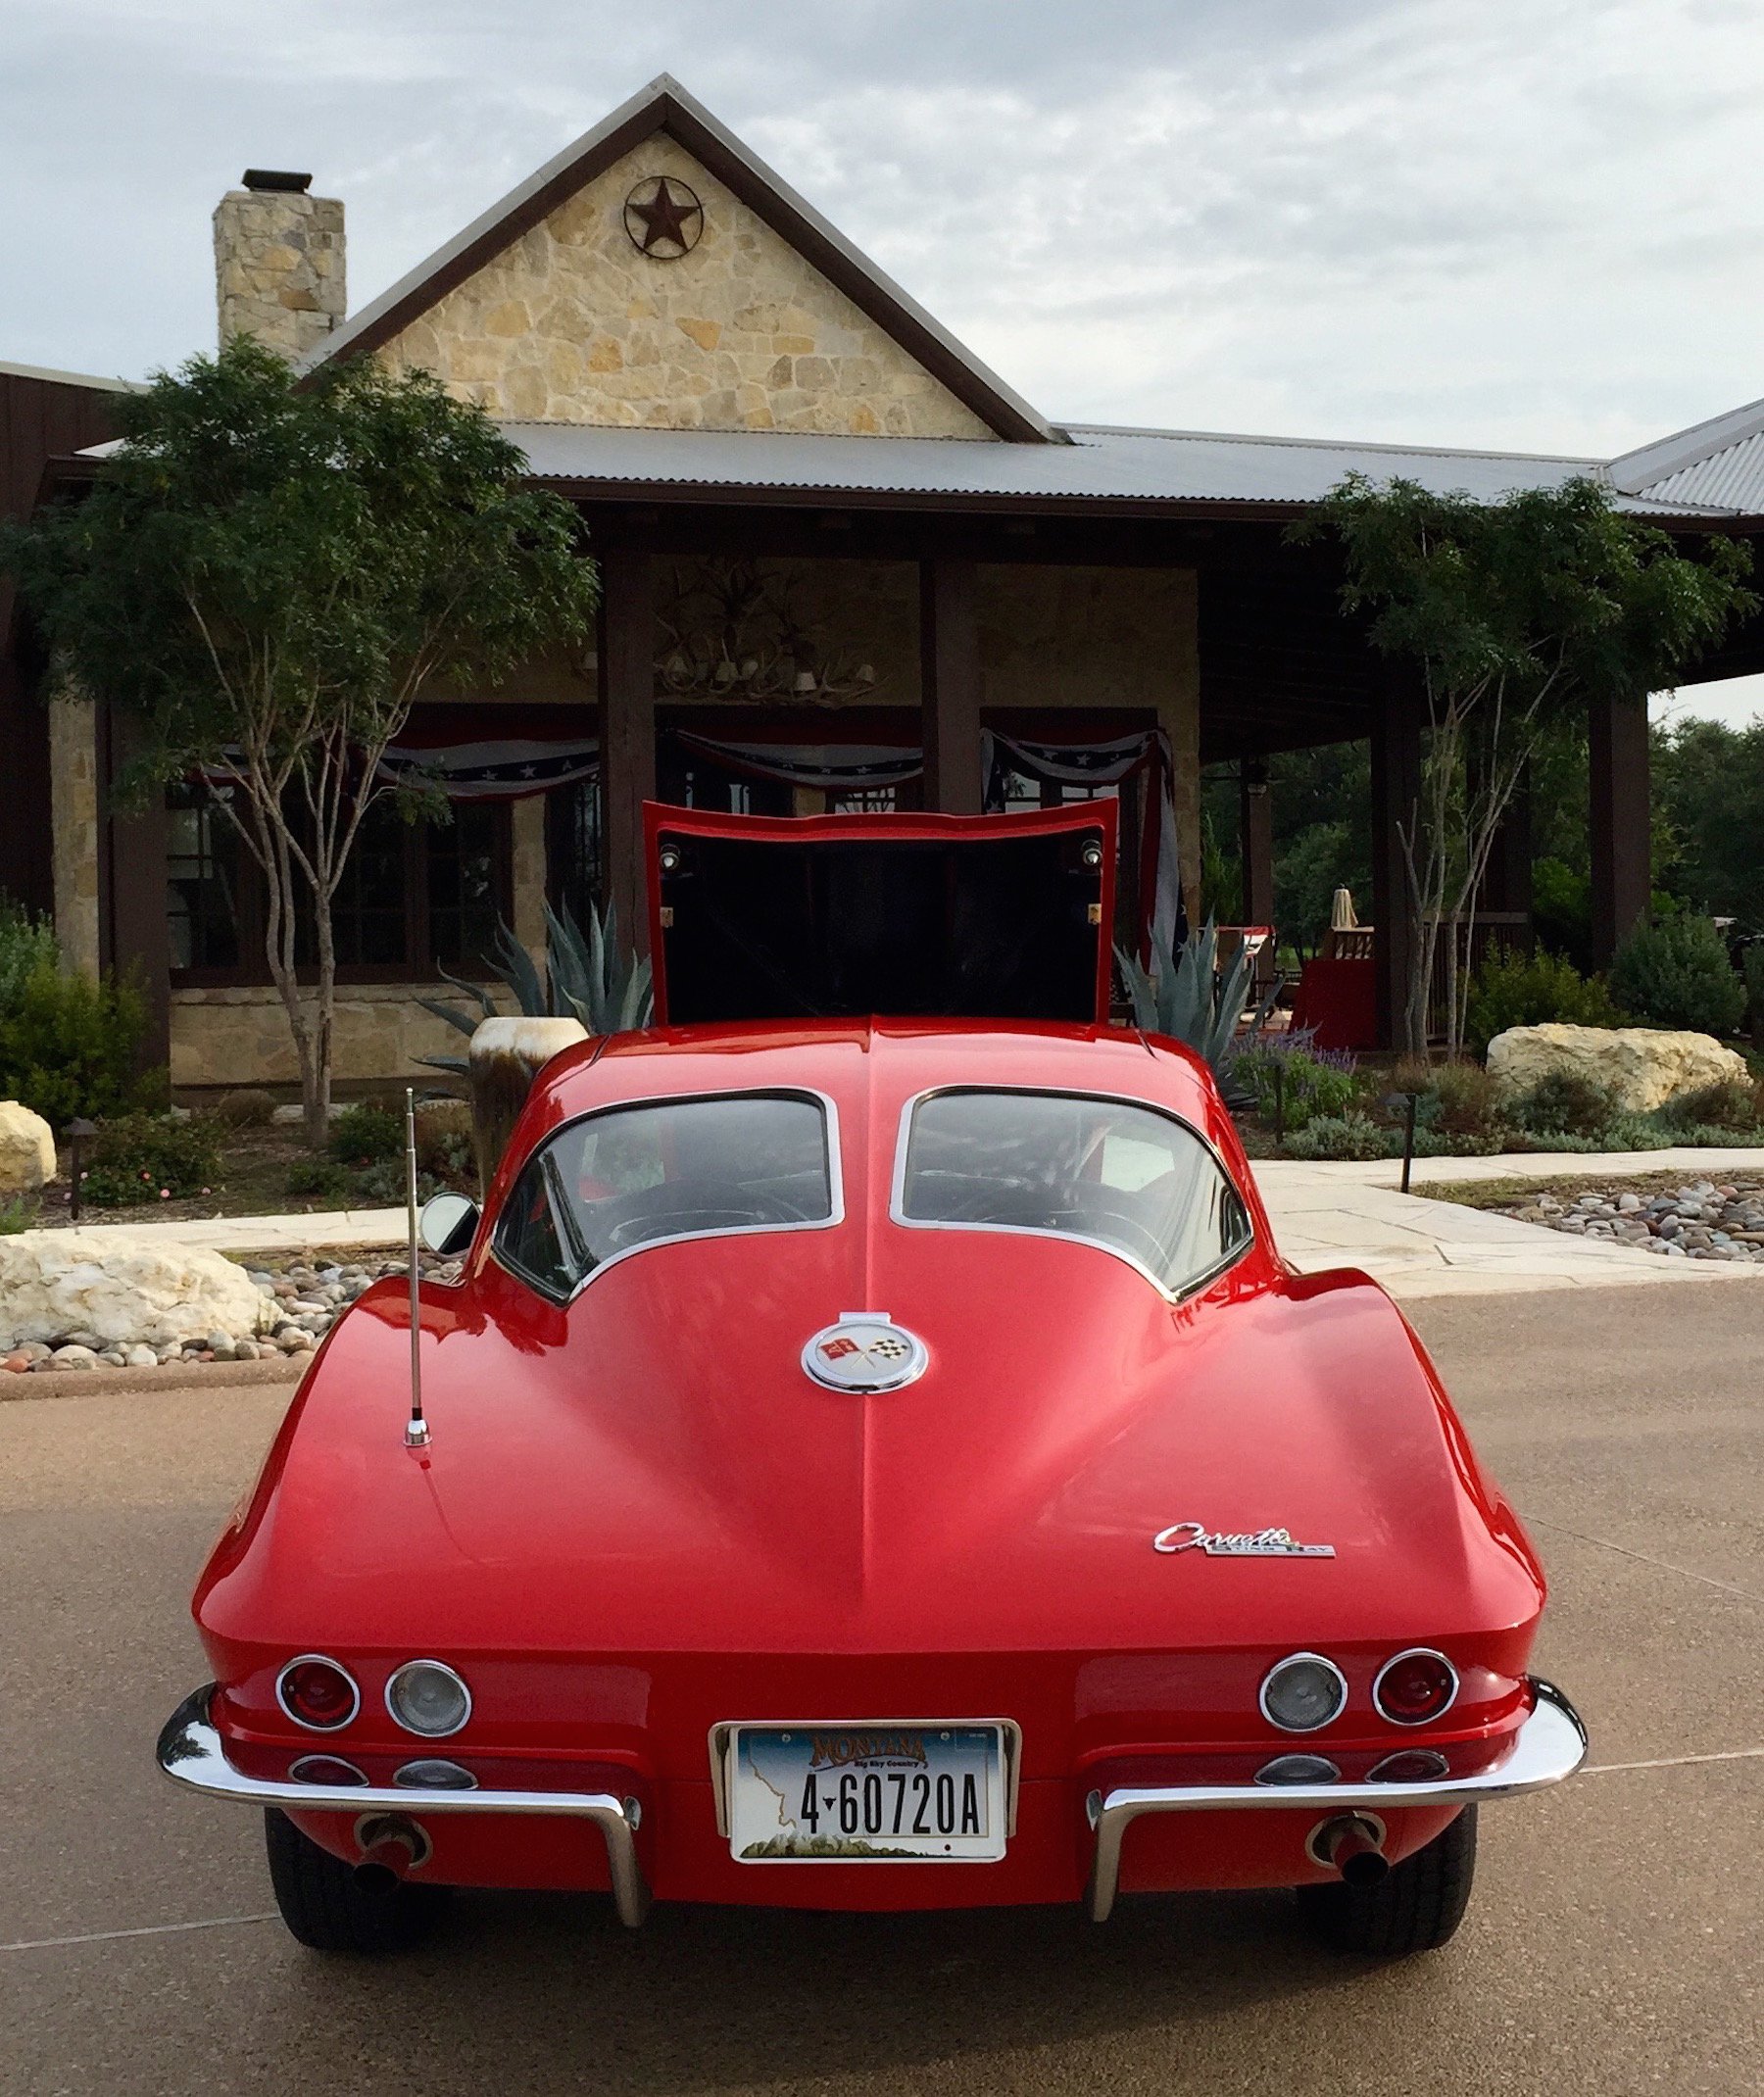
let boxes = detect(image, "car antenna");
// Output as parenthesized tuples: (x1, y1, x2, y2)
(404, 1086, 430, 1450)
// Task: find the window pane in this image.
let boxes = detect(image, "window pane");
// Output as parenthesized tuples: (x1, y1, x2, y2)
(318, 801, 409, 967)
(427, 803, 502, 970)
(899, 1089, 1250, 1292)
(495, 1092, 833, 1295)
(165, 786, 241, 970)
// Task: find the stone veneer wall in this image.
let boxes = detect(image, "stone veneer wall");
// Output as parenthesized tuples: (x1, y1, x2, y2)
(214, 187, 346, 358)
(48, 695, 101, 977)
(378, 137, 994, 438)
(170, 983, 514, 1094)
(977, 565, 1201, 920)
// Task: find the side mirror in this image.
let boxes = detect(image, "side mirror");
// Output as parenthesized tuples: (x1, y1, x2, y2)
(418, 1192, 479, 1257)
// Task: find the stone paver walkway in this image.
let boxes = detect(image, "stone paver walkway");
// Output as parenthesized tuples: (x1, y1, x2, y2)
(23, 1147, 1764, 1299)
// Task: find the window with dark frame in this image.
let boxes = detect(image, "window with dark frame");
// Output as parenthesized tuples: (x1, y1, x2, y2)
(166, 788, 513, 984)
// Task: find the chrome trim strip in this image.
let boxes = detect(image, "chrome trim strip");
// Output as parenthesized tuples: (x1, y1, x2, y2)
(274, 1654, 361, 1732)
(491, 1085, 845, 1306)
(888, 1084, 1254, 1305)
(1372, 1646, 1461, 1726)
(1084, 1677, 1587, 1922)
(707, 1717, 1023, 1843)
(1257, 1651, 1348, 1733)
(157, 1686, 651, 1928)
(385, 1658, 473, 1738)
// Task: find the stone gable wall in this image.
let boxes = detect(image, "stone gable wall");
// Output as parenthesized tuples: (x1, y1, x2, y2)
(378, 137, 995, 438)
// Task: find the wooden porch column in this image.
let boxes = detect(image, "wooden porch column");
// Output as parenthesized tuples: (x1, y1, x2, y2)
(919, 560, 982, 814)
(1589, 691, 1650, 965)
(1370, 668, 1423, 1050)
(1239, 759, 1274, 922)
(599, 548, 656, 951)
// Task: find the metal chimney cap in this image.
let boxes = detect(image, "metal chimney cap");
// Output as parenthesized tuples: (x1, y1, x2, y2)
(241, 169, 313, 194)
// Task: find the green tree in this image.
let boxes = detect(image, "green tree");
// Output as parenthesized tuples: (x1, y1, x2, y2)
(1653, 714, 1764, 928)
(1, 339, 599, 1138)
(1297, 476, 1753, 1051)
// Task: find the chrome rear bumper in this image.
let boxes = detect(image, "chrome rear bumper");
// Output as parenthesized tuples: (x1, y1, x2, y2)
(1085, 1676, 1587, 1921)
(155, 1685, 651, 1926)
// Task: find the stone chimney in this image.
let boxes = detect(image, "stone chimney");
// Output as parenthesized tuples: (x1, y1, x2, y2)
(214, 170, 345, 359)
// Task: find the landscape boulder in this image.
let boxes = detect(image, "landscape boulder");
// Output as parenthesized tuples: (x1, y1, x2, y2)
(0, 1231, 273, 1348)
(0, 1101, 56, 1196)
(1487, 1023, 1752, 1116)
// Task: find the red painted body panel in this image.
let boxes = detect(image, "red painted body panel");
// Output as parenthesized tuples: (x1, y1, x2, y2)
(192, 1020, 1547, 1910)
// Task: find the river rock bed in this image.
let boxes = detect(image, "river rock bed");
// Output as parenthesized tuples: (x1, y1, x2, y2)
(1503, 1178, 1764, 1260)
(1, 1248, 464, 1375)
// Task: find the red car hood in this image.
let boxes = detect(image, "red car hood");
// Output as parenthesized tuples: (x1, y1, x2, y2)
(200, 1224, 1543, 1665)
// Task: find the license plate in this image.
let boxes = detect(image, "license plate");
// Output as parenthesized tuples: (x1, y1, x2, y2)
(726, 1723, 1008, 1862)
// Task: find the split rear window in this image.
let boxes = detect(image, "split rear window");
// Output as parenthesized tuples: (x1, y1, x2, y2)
(496, 1091, 835, 1299)
(896, 1089, 1250, 1294)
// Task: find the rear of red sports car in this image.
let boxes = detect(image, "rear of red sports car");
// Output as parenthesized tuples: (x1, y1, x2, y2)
(157, 807, 1584, 1956)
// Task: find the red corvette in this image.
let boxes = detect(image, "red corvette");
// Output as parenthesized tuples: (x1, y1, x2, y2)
(159, 805, 1584, 1957)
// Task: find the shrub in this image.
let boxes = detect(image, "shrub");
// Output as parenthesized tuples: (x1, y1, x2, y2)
(211, 1087, 276, 1128)
(285, 1158, 350, 1199)
(0, 1195, 35, 1234)
(1656, 1079, 1764, 1134)
(1281, 1111, 1393, 1161)
(0, 899, 61, 1009)
(1464, 947, 1624, 1056)
(0, 966, 151, 1126)
(328, 1102, 405, 1167)
(1609, 916, 1745, 1036)
(81, 1112, 222, 1206)
(1392, 1056, 1508, 1143)
(1233, 1039, 1361, 1132)
(353, 1157, 442, 1207)
(416, 1099, 476, 1186)
(1740, 943, 1764, 1044)
(1511, 1071, 1619, 1143)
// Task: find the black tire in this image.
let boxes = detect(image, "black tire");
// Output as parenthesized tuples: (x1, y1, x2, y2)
(1297, 1806, 1477, 1957)
(264, 1809, 449, 1954)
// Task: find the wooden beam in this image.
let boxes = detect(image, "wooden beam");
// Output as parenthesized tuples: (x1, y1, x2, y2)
(599, 548, 656, 952)
(1589, 691, 1649, 964)
(1370, 666, 1422, 1050)
(919, 560, 982, 813)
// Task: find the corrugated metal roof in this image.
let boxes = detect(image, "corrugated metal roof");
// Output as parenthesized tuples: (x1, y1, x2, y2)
(503, 418, 1736, 514)
(1627, 430, 1764, 514)
(0, 359, 140, 393)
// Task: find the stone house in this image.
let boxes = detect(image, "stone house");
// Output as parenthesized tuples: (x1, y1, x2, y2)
(5, 73, 1764, 1092)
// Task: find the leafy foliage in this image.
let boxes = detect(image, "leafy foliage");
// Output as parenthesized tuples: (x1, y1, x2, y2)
(1393, 1056, 1508, 1143)
(0, 338, 599, 1138)
(1117, 919, 1280, 1083)
(81, 1112, 222, 1207)
(285, 1157, 350, 1200)
(1232, 1039, 1361, 1131)
(1510, 1071, 1621, 1143)
(416, 898, 654, 1071)
(1297, 474, 1754, 1050)
(1652, 715, 1764, 926)
(209, 1087, 277, 1128)
(1609, 915, 1746, 1035)
(0, 898, 61, 1009)
(328, 1103, 406, 1167)
(1656, 1079, 1764, 1134)
(1279, 1112, 1400, 1161)
(0, 964, 150, 1125)
(1464, 946, 1625, 1055)
(1745, 944, 1764, 1040)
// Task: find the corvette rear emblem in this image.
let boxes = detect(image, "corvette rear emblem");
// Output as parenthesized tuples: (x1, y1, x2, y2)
(1153, 1521, 1335, 1558)
(802, 1313, 928, 1393)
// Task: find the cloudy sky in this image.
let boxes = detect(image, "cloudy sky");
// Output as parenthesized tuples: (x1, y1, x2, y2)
(6, 0, 1762, 715)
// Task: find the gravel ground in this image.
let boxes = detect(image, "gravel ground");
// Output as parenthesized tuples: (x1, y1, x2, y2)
(0, 1248, 462, 1377)
(1497, 1175, 1764, 1260)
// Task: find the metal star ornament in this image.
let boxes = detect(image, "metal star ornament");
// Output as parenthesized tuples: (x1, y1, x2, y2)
(624, 175, 704, 259)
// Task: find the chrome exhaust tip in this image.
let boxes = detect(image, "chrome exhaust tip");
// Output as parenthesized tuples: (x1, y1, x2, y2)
(1309, 1813, 1389, 1885)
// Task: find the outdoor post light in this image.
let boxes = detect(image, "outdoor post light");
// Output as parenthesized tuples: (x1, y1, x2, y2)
(65, 1117, 97, 1223)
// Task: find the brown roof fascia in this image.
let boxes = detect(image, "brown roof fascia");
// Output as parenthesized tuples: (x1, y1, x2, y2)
(312, 85, 1052, 444)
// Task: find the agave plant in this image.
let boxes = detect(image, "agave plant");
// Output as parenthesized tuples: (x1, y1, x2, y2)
(416, 898, 654, 1074)
(1116, 919, 1282, 1092)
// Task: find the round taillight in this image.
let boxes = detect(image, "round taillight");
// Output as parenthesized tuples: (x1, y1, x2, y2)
(289, 1753, 368, 1786)
(275, 1656, 360, 1731)
(1368, 1748, 1450, 1782)
(1373, 1648, 1459, 1726)
(385, 1660, 472, 1738)
(1259, 1653, 1348, 1733)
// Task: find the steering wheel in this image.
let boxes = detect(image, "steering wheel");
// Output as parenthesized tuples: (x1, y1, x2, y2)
(593, 1178, 809, 1251)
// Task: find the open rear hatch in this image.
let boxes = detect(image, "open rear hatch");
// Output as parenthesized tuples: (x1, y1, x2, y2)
(644, 802, 1117, 1025)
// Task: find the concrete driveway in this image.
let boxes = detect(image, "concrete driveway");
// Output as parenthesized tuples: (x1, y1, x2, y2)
(1, 1283, 1758, 2096)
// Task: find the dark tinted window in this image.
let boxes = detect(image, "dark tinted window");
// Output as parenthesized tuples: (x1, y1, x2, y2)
(898, 1089, 1250, 1293)
(495, 1092, 835, 1298)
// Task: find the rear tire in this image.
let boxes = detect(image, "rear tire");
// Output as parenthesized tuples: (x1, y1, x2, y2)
(1297, 1806, 1477, 1957)
(264, 1809, 449, 1954)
